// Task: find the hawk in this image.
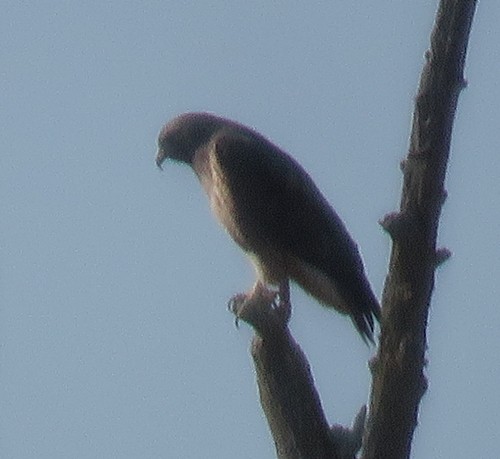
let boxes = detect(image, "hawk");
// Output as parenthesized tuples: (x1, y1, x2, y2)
(156, 112, 380, 343)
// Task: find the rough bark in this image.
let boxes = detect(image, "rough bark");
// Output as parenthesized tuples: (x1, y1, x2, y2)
(231, 295, 342, 459)
(232, 293, 367, 459)
(363, 1, 477, 458)
(252, 329, 340, 459)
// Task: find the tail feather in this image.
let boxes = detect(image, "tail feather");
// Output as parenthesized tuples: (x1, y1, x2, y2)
(352, 292, 381, 345)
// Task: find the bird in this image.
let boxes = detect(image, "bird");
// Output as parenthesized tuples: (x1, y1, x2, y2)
(156, 112, 380, 343)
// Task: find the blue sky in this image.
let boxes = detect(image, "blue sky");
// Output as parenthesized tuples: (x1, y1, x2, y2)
(1, 2, 499, 458)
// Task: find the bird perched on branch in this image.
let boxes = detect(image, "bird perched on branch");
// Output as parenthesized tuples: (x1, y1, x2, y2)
(156, 112, 380, 343)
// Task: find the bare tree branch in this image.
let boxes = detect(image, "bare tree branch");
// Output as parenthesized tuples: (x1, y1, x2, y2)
(232, 295, 344, 459)
(363, 1, 477, 458)
(252, 329, 340, 459)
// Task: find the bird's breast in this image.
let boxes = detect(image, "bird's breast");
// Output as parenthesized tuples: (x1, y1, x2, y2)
(194, 148, 250, 251)
(193, 149, 287, 285)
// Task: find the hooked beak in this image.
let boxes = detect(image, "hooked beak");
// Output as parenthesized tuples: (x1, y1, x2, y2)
(155, 148, 166, 170)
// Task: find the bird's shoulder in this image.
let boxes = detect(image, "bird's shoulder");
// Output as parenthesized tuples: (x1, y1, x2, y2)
(205, 127, 319, 197)
(203, 127, 352, 252)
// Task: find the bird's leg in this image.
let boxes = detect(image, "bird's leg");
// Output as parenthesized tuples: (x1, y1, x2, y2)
(278, 279, 290, 308)
(277, 279, 292, 323)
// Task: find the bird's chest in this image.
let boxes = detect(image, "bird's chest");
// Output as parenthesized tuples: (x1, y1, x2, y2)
(194, 151, 250, 250)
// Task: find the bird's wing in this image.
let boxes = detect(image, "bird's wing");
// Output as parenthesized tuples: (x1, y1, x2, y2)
(209, 129, 380, 338)
(211, 130, 358, 272)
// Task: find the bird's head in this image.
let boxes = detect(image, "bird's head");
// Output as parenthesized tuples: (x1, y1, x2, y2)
(156, 112, 226, 169)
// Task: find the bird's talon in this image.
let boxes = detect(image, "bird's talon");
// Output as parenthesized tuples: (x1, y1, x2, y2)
(228, 293, 249, 328)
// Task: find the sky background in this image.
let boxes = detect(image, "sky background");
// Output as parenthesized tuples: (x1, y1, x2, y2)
(1, 1, 499, 458)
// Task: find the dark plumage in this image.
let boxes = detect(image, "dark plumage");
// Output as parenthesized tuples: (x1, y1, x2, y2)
(156, 112, 380, 343)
